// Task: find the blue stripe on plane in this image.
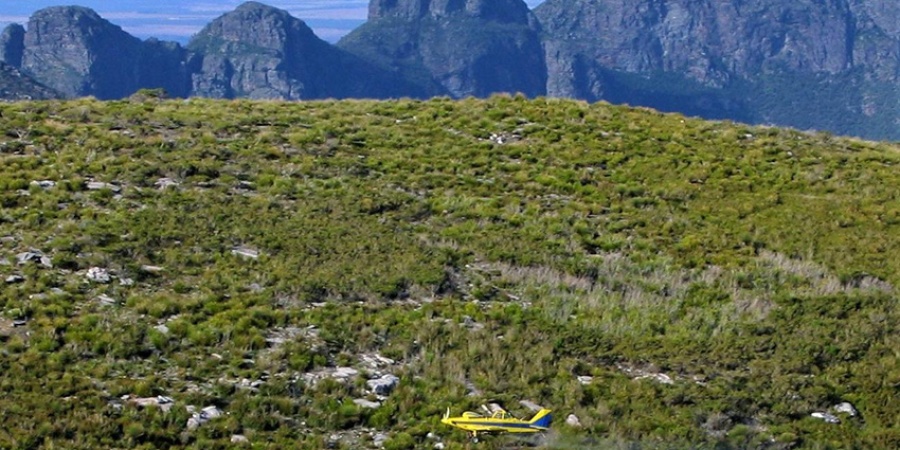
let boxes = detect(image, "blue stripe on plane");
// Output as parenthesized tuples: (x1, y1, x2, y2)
(456, 421, 546, 429)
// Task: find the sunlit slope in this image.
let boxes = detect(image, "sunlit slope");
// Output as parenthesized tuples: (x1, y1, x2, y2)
(0, 96, 898, 449)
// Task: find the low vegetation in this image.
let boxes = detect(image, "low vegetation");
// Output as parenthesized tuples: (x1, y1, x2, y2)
(0, 95, 898, 449)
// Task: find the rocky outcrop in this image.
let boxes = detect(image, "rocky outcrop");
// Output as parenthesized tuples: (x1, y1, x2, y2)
(188, 2, 423, 100)
(369, 0, 533, 24)
(0, 61, 58, 100)
(0, 24, 25, 67)
(21, 6, 143, 99)
(340, 0, 546, 98)
(534, 0, 900, 140)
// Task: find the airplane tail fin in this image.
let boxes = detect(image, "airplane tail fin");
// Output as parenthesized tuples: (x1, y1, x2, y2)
(529, 409, 553, 429)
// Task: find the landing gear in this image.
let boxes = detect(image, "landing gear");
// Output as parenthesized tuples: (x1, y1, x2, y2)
(470, 432, 479, 443)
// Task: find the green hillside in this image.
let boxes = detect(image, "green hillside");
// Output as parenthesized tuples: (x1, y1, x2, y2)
(0, 95, 898, 450)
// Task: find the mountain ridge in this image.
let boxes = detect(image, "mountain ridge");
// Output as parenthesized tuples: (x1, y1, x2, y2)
(1, 1, 898, 140)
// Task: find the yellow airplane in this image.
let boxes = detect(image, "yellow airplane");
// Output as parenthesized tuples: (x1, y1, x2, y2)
(441, 407, 552, 440)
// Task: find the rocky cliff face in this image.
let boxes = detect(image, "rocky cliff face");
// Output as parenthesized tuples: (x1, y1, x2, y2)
(21, 6, 143, 99)
(535, 0, 900, 139)
(341, 0, 546, 98)
(0, 61, 58, 100)
(189, 2, 422, 99)
(3, 1, 898, 139)
(0, 24, 25, 68)
(138, 39, 194, 99)
(369, 0, 533, 24)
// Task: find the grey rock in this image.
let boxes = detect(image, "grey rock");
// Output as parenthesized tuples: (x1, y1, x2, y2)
(373, 432, 389, 447)
(86, 267, 112, 283)
(811, 412, 840, 424)
(30, 180, 55, 189)
(465, 379, 481, 397)
(5, 274, 25, 284)
(333, 367, 360, 379)
(366, 374, 400, 396)
(461, 315, 485, 331)
(154, 324, 170, 335)
(353, 398, 381, 409)
(97, 294, 117, 306)
(0, 61, 56, 101)
(434, 443, 445, 450)
(566, 413, 582, 427)
(359, 353, 395, 374)
(636, 373, 675, 385)
(86, 181, 121, 193)
(154, 178, 179, 190)
(129, 395, 175, 413)
(16, 251, 44, 265)
(231, 247, 260, 259)
(187, 405, 224, 430)
(577, 375, 593, 385)
(833, 402, 858, 417)
(230, 434, 249, 444)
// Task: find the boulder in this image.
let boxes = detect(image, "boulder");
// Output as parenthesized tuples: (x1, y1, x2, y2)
(128, 395, 175, 413)
(86, 181, 121, 192)
(86, 267, 112, 283)
(635, 373, 675, 385)
(29, 180, 55, 189)
(366, 374, 400, 396)
(16, 250, 50, 266)
(353, 398, 381, 409)
(811, 412, 840, 424)
(373, 433, 389, 447)
(5, 274, 25, 284)
(97, 294, 117, 306)
(187, 405, 224, 430)
(231, 247, 260, 259)
(833, 402, 858, 417)
(333, 367, 360, 379)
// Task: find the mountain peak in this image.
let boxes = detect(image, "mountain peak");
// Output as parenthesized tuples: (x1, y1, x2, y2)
(22, 5, 142, 99)
(369, 0, 532, 24)
(191, 1, 319, 53)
